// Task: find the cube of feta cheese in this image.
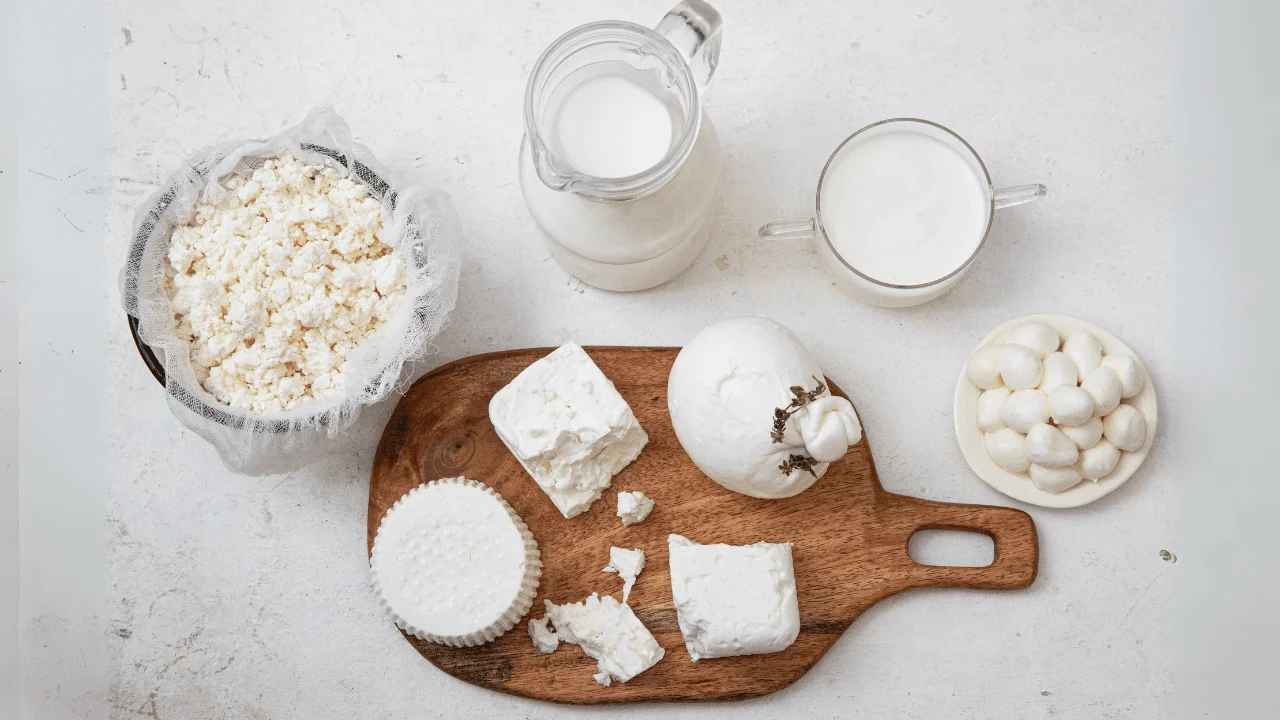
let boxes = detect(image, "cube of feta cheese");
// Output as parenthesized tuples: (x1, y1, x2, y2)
(489, 343, 648, 519)
(616, 490, 655, 526)
(543, 593, 664, 686)
(667, 534, 801, 661)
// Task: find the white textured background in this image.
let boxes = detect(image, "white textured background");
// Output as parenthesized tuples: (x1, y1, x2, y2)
(93, 1, 1172, 717)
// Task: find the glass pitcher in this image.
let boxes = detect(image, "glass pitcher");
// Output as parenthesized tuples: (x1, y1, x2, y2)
(519, 1, 723, 292)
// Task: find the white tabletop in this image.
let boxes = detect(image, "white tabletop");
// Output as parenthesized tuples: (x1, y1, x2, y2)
(81, 0, 1177, 716)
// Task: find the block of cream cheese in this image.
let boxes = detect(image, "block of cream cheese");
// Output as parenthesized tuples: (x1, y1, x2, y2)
(489, 343, 649, 519)
(370, 478, 541, 647)
(543, 593, 665, 686)
(667, 534, 800, 661)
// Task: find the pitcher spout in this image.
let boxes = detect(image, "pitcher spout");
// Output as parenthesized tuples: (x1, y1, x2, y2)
(528, 139, 577, 192)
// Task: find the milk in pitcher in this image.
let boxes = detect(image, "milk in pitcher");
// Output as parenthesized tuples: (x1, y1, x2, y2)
(519, 4, 724, 292)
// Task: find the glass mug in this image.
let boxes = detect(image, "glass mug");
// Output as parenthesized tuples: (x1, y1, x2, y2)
(519, 1, 724, 292)
(760, 118, 1047, 308)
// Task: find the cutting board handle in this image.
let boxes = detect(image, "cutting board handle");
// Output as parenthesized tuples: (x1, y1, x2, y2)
(888, 495, 1039, 591)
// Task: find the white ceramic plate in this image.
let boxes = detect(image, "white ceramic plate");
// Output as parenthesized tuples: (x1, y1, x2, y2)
(953, 314, 1158, 508)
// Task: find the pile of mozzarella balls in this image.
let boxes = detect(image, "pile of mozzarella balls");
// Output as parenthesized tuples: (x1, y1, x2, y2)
(965, 321, 1148, 494)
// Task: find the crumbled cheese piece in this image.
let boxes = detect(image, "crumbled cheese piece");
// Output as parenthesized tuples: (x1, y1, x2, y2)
(488, 343, 648, 519)
(164, 153, 405, 414)
(616, 491, 654, 526)
(602, 547, 645, 604)
(667, 534, 801, 661)
(543, 594, 664, 686)
(527, 616, 559, 654)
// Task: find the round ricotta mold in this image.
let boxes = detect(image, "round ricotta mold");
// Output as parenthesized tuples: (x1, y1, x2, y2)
(370, 477, 541, 647)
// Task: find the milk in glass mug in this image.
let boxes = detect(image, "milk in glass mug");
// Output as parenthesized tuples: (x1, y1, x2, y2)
(760, 118, 1047, 307)
(519, 1, 724, 292)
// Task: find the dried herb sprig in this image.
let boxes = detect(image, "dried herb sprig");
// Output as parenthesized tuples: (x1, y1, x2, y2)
(779, 453, 820, 477)
(771, 377, 827, 477)
(770, 376, 827, 444)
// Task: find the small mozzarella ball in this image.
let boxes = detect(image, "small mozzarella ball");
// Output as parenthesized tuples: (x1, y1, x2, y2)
(1101, 354, 1146, 398)
(1081, 366, 1123, 417)
(1007, 321, 1060, 357)
(1048, 386, 1095, 427)
(1063, 331, 1103, 376)
(965, 345, 1004, 390)
(998, 344, 1044, 390)
(1000, 389, 1050, 433)
(1030, 463, 1083, 494)
(1025, 423, 1080, 468)
(1039, 352, 1079, 392)
(1103, 404, 1148, 452)
(1061, 416, 1104, 450)
(985, 428, 1030, 473)
(976, 387, 1011, 432)
(1079, 439, 1121, 480)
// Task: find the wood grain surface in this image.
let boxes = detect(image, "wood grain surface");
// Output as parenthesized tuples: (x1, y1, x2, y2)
(368, 347, 1039, 704)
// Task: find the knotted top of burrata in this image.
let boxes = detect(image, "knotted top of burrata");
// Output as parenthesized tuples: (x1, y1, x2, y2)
(667, 316, 863, 499)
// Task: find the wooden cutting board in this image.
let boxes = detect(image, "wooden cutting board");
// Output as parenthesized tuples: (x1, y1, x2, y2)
(368, 347, 1038, 704)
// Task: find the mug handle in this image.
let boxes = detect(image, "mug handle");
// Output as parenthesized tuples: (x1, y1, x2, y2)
(760, 182, 1048, 239)
(994, 183, 1048, 209)
(656, 0, 723, 88)
(758, 218, 815, 240)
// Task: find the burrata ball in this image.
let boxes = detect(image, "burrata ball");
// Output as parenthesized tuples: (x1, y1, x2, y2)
(985, 428, 1031, 473)
(667, 316, 863, 499)
(1101, 354, 1146, 398)
(998, 344, 1044, 390)
(1030, 464, 1083, 494)
(1103, 404, 1148, 452)
(1039, 352, 1079, 393)
(965, 345, 1004, 390)
(1007, 321, 1060, 357)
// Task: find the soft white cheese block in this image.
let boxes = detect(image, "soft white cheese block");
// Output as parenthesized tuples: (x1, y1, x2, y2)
(370, 478, 541, 647)
(667, 534, 801, 661)
(489, 343, 649, 519)
(543, 594, 665, 686)
(602, 546, 645, 604)
(616, 490, 655, 526)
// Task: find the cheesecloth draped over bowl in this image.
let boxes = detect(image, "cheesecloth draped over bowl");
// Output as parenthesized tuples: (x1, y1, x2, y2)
(119, 108, 462, 475)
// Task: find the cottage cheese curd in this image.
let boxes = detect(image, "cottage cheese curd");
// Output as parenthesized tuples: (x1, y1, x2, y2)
(164, 153, 405, 414)
(489, 343, 648, 518)
(667, 534, 801, 661)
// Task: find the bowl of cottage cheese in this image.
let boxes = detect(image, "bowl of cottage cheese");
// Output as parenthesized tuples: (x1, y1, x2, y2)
(121, 109, 462, 474)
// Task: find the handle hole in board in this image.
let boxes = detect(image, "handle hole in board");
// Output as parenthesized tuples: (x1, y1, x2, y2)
(908, 529, 995, 568)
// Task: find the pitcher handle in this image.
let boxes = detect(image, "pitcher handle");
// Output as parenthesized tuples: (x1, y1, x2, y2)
(656, 0, 723, 87)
